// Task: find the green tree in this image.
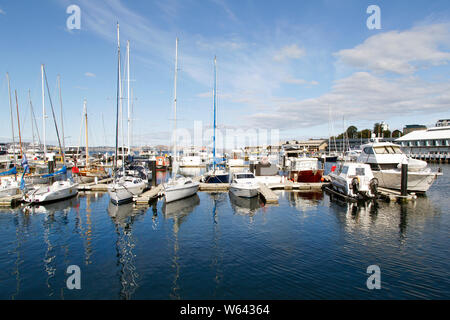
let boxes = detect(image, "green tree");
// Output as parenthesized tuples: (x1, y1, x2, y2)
(392, 130, 402, 138)
(346, 126, 358, 139)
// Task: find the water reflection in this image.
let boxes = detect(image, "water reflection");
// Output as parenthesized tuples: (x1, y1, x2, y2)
(287, 191, 323, 211)
(162, 194, 200, 299)
(22, 197, 79, 215)
(108, 202, 145, 300)
(327, 192, 441, 242)
(208, 192, 227, 297)
(229, 192, 261, 220)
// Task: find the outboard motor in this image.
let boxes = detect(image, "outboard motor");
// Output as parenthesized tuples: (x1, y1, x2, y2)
(351, 177, 359, 195)
(369, 178, 379, 196)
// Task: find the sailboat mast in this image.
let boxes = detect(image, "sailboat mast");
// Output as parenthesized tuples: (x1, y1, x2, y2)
(114, 23, 120, 176)
(29, 90, 36, 147)
(6, 73, 16, 164)
(84, 99, 89, 167)
(127, 40, 131, 155)
(173, 37, 178, 165)
(58, 75, 66, 165)
(41, 65, 47, 160)
(213, 56, 217, 171)
(14, 90, 23, 156)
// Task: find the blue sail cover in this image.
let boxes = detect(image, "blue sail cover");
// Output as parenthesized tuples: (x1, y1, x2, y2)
(0, 166, 17, 176)
(42, 166, 67, 178)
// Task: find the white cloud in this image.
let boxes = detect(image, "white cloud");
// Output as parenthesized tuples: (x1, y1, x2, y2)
(273, 44, 305, 62)
(283, 77, 319, 86)
(0, 8, 5, 15)
(246, 72, 450, 130)
(335, 23, 450, 74)
(84, 72, 96, 77)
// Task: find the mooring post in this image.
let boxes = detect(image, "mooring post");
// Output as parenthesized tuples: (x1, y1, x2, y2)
(150, 160, 157, 187)
(401, 162, 408, 196)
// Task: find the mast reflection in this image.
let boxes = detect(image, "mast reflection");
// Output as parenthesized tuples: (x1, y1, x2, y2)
(108, 202, 144, 300)
(162, 194, 200, 299)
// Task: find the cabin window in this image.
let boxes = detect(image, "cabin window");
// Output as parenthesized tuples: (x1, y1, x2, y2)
(341, 166, 349, 174)
(373, 146, 389, 154)
(237, 174, 254, 179)
(363, 147, 374, 154)
(355, 167, 365, 176)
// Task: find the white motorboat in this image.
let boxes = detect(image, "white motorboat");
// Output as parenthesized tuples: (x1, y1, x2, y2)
(23, 180, 78, 204)
(328, 163, 378, 200)
(180, 147, 203, 167)
(357, 137, 442, 192)
(164, 176, 199, 203)
(108, 176, 146, 205)
(230, 172, 259, 198)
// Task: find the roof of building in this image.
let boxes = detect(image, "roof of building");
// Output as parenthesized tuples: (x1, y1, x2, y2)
(396, 126, 450, 141)
(404, 124, 427, 128)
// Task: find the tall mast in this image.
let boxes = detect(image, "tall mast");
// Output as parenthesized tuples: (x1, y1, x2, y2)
(213, 56, 217, 171)
(173, 37, 178, 168)
(6, 73, 16, 164)
(114, 23, 120, 176)
(41, 64, 47, 159)
(58, 75, 66, 165)
(127, 40, 131, 155)
(29, 90, 36, 147)
(119, 36, 124, 173)
(83, 99, 89, 167)
(14, 90, 23, 156)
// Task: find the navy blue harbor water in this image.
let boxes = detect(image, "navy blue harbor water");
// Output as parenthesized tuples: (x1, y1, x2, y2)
(0, 164, 449, 299)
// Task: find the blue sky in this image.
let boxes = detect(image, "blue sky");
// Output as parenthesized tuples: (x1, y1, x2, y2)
(0, 0, 449, 147)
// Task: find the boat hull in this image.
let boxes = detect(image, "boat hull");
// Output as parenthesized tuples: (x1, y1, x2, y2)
(373, 170, 440, 193)
(289, 169, 323, 183)
(108, 181, 146, 205)
(203, 173, 229, 183)
(230, 186, 259, 198)
(164, 183, 199, 203)
(24, 183, 78, 205)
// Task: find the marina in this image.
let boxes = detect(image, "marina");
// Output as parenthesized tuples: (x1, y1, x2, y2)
(0, 163, 448, 299)
(1, 0, 449, 303)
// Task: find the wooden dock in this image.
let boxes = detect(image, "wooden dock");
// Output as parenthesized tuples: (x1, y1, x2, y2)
(258, 183, 279, 204)
(199, 183, 230, 192)
(377, 187, 417, 202)
(134, 185, 163, 205)
(0, 194, 23, 207)
(78, 178, 114, 191)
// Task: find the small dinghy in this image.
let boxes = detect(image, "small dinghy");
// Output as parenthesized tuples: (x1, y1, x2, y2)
(327, 163, 378, 201)
(229, 172, 259, 198)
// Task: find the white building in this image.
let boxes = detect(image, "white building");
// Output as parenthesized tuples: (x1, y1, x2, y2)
(396, 125, 450, 161)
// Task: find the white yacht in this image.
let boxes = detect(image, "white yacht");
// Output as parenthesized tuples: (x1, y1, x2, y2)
(163, 175, 199, 203)
(230, 172, 259, 198)
(163, 38, 200, 204)
(23, 180, 78, 204)
(180, 147, 203, 167)
(328, 163, 378, 200)
(357, 137, 442, 192)
(108, 175, 146, 205)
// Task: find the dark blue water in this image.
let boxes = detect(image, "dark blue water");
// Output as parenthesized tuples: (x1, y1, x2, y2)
(0, 164, 449, 299)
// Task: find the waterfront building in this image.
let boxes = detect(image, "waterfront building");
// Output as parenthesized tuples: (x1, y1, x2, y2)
(396, 125, 450, 162)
